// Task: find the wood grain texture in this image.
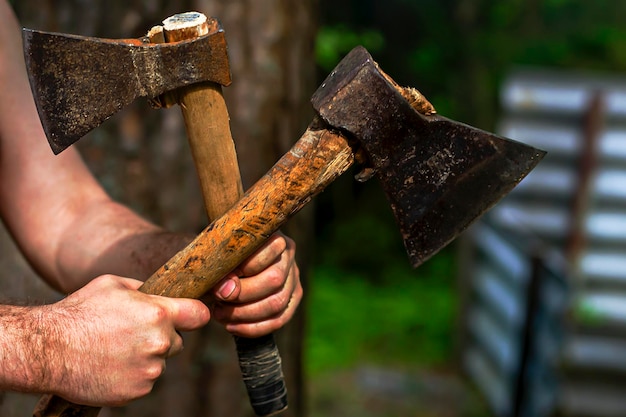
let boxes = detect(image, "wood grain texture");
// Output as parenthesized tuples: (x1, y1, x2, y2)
(141, 123, 354, 297)
(176, 82, 244, 219)
(15, 2, 317, 414)
(163, 13, 244, 220)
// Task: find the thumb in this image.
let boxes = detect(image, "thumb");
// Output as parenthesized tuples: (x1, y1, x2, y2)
(165, 297, 211, 331)
(212, 274, 241, 302)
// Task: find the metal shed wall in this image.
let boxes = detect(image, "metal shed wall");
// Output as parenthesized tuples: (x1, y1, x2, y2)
(461, 68, 626, 417)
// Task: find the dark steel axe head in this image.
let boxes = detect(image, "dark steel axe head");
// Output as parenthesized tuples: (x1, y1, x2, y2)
(312, 46, 545, 268)
(23, 20, 231, 154)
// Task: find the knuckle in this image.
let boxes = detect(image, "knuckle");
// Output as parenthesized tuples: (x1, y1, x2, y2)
(267, 292, 289, 315)
(273, 234, 288, 252)
(272, 314, 290, 331)
(146, 303, 169, 324)
(148, 334, 172, 356)
(254, 316, 287, 337)
(144, 361, 166, 381)
(291, 284, 303, 307)
(92, 274, 115, 287)
(285, 235, 296, 252)
(266, 268, 285, 289)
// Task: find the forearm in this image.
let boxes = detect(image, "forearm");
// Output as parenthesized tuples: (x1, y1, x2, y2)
(0, 1, 193, 293)
(53, 199, 193, 292)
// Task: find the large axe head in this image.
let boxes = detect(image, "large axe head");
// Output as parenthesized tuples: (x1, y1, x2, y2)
(312, 46, 544, 266)
(23, 19, 231, 154)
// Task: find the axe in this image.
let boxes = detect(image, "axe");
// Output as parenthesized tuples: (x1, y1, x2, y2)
(23, 18, 545, 417)
(25, 12, 285, 417)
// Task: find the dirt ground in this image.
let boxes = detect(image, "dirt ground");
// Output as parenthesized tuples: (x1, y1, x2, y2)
(0, 365, 489, 417)
(307, 366, 490, 417)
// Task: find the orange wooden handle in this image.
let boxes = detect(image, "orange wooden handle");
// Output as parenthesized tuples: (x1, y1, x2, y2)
(140, 124, 354, 297)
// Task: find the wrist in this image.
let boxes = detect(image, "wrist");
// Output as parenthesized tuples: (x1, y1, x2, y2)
(0, 304, 61, 394)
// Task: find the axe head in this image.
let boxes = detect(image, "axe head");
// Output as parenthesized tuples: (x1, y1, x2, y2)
(23, 21, 231, 154)
(312, 46, 545, 267)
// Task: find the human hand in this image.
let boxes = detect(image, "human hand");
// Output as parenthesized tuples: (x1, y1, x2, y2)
(209, 233, 302, 338)
(41, 275, 210, 406)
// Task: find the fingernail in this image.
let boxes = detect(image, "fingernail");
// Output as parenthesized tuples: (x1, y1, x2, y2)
(218, 279, 236, 299)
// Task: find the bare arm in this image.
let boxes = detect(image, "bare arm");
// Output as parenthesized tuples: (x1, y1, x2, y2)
(0, 0, 301, 405)
(0, 1, 186, 292)
(0, 6, 211, 402)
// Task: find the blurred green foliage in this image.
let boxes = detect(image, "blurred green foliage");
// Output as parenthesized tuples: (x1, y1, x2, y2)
(316, 211, 406, 282)
(316, 0, 626, 127)
(307, 239, 457, 376)
(308, 173, 459, 374)
(316, 25, 385, 72)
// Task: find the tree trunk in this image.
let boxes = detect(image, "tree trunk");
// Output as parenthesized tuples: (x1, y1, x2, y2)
(4, 2, 316, 416)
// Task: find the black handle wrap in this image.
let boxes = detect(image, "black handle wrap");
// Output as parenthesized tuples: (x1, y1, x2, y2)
(234, 333, 287, 416)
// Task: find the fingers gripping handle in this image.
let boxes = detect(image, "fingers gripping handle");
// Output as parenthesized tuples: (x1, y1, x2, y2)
(32, 339, 288, 417)
(32, 126, 355, 417)
(235, 334, 288, 416)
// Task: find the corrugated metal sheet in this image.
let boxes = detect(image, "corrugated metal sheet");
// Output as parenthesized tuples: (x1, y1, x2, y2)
(462, 221, 567, 417)
(462, 68, 626, 417)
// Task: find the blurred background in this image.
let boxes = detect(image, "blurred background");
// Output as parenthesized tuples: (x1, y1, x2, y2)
(4, 0, 626, 416)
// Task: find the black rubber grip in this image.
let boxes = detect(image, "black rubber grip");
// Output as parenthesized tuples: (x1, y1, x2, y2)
(234, 333, 288, 416)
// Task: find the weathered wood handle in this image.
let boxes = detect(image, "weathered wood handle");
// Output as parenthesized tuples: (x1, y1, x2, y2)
(141, 123, 355, 297)
(32, 122, 355, 417)
(161, 14, 244, 220)
(154, 13, 287, 415)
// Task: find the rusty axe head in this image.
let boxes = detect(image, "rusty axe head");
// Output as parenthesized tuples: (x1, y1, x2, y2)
(312, 46, 545, 266)
(23, 16, 231, 154)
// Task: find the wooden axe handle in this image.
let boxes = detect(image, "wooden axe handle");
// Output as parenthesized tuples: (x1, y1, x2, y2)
(161, 16, 244, 218)
(140, 124, 355, 298)
(178, 81, 244, 217)
(162, 15, 288, 416)
(33, 123, 354, 417)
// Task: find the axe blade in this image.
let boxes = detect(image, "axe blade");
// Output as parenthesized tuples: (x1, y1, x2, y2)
(22, 27, 231, 154)
(383, 116, 544, 267)
(313, 46, 545, 267)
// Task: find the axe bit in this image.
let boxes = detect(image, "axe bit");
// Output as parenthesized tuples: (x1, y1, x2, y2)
(25, 34, 545, 417)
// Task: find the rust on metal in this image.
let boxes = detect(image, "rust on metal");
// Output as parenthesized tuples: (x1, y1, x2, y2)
(312, 46, 546, 267)
(23, 21, 231, 154)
